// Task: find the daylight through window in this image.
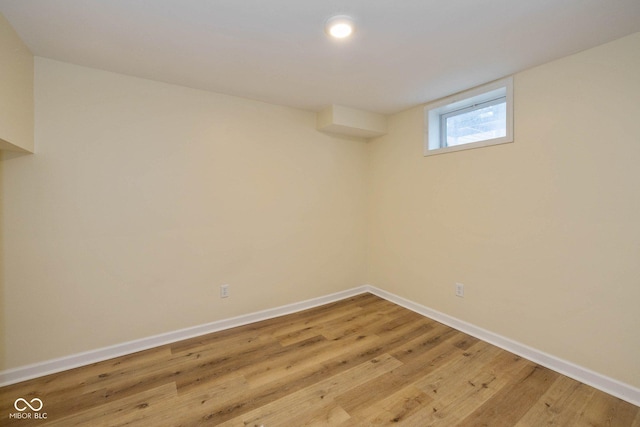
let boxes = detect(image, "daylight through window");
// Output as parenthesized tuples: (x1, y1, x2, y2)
(425, 77, 513, 155)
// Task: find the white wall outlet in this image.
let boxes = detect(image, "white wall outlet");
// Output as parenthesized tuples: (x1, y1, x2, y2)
(455, 282, 464, 298)
(220, 284, 229, 298)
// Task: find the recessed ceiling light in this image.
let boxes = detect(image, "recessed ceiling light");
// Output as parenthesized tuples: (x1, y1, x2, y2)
(325, 15, 355, 39)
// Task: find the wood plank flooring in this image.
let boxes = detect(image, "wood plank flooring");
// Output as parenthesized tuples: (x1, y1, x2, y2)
(1, 293, 638, 426)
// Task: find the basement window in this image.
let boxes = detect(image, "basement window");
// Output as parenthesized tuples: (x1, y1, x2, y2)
(424, 77, 513, 156)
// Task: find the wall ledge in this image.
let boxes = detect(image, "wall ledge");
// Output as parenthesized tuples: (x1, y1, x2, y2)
(317, 105, 387, 139)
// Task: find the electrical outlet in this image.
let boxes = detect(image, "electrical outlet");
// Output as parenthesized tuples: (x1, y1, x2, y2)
(220, 284, 229, 298)
(455, 282, 464, 298)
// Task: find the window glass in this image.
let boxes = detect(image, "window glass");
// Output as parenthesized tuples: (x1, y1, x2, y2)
(442, 98, 506, 147)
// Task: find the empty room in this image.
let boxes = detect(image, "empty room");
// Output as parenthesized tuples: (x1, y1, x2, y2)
(1, 1, 639, 425)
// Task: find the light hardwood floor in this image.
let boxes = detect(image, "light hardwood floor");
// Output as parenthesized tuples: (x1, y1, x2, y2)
(1, 293, 638, 426)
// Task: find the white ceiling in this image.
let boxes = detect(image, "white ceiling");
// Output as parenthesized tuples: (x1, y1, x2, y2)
(1, 0, 639, 114)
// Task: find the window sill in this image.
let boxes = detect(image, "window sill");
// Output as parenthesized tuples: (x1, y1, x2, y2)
(423, 136, 513, 156)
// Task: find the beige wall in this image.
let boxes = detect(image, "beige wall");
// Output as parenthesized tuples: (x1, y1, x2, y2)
(2, 30, 638, 390)
(0, 13, 34, 152)
(367, 32, 640, 387)
(0, 58, 368, 369)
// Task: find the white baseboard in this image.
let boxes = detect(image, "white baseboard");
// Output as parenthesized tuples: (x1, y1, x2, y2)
(1, 284, 638, 407)
(0, 286, 369, 387)
(365, 285, 640, 407)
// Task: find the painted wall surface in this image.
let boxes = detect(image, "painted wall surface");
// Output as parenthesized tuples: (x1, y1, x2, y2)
(2, 29, 639, 392)
(0, 58, 368, 369)
(367, 32, 640, 388)
(0, 13, 34, 152)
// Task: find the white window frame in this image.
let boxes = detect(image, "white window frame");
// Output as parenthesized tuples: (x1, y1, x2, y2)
(424, 76, 513, 156)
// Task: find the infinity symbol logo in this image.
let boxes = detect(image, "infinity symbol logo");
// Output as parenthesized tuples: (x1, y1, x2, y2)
(14, 397, 44, 412)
